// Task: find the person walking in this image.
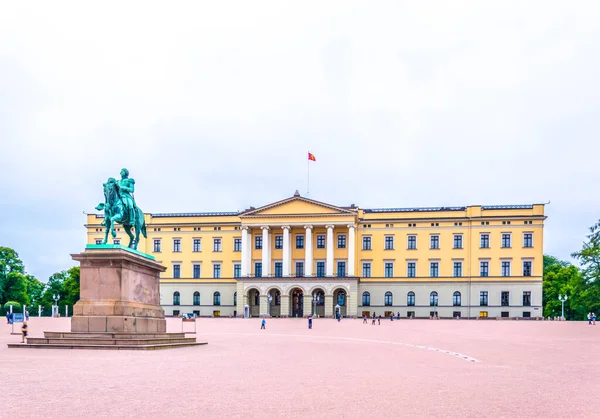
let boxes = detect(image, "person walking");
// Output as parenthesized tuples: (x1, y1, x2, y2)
(25, 310, 29, 321)
(261, 317, 266, 330)
(21, 321, 28, 343)
(372, 313, 376, 325)
(588, 312, 592, 326)
(363, 314, 367, 324)
(378, 315, 381, 325)
(308, 315, 313, 329)
(593, 313, 597, 325)
(5, 312, 9, 324)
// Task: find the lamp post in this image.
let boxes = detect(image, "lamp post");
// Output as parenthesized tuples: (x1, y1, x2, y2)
(267, 295, 272, 317)
(558, 295, 568, 320)
(53, 294, 60, 317)
(313, 294, 318, 317)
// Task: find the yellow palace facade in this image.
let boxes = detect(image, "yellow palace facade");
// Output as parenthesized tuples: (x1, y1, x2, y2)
(85, 192, 545, 319)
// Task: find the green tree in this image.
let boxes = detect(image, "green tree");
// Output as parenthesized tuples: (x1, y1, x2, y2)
(40, 271, 67, 308)
(62, 267, 80, 307)
(1, 272, 29, 306)
(571, 219, 600, 317)
(542, 256, 583, 319)
(0, 247, 25, 303)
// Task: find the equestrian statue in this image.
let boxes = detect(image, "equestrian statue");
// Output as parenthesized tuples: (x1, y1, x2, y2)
(95, 168, 147, 250)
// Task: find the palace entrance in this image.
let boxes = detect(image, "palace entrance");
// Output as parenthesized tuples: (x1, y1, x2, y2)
(290, 288, 304, 317)
(333, 289, 347, 317)
(248, 289, 260, 317)
(312, 289, 325, 317)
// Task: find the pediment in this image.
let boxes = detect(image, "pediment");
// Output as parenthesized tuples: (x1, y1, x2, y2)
(241, 196, 355, 217)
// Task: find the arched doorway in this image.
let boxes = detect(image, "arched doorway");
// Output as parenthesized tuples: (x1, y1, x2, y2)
(333, 289, 347, 317)
(290, 288, 304, 317)
(248, 289, 260, 317)
(311, 289, 325, 317)
(268, 289, 281, 317)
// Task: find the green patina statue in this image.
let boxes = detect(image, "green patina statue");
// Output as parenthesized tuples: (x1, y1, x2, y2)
(95, 168, 147, 250)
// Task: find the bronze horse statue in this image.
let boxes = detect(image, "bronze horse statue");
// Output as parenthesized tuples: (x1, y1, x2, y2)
(96, 177, 147, 250)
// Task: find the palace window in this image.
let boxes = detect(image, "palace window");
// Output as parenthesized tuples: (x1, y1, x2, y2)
(234, 292, 237, 306)
(337, 262, 346, 277)
(153, 239, 161, 252)
(295, 262, 304, 277)
(501, 291, 509, 306)
(275, 235, 283, 249)
(234, 238, 242, 252)
(362, 292, 370, 306)
(430, 235, 439, 249)
(523, 261, 532, 277)
(523, 233, 533, 248)
(193, 264, 201, 279)
(274, 262, 283, 277)
(213, 264, 221, 279)
(523, 291, 531, 306)
(113, 239, 120, 245)
(430, 262, 439, 278)
(173, 292, 180, 306)
(213, 292, 221, 306)
(316, 262, 325, 277)
(193, 292, 200, 306)
(362, 236, 372, 250)
(407, 262, 416, 278)
(453, 291, 461, 306)
(480, 291, 488, 306)
(453, 262, 462, 277)
(234, 264, 241, 278)
(362, 262, 371, 278)
(338, 234, 346, 249)
(336, 290, 346, 306)
(502, 234, 511, 248)
(502, 261, 511, 277)
(480, 261, 489, 277)
(173, 239, 181, 252)
(193, 239, 201, 252)
(384, 236, 394, 250)
(317, 235, 325, 249)
(407, 235, 416, 250)
(384, 291, 393, 306)
(480, 234, 490, 248)
(173, 264, 181, 279)
(213, 238, 222, 252)
(453, 235, 463, 249)
(95, 239, 102, 245)
(384, 262, 394, 278)
(407, 291, 415, 306)
(255, 236, 263, 250)
(296, 235, 304, 249)
(254, 262, 262, 277)
(430, 291, 438, 307)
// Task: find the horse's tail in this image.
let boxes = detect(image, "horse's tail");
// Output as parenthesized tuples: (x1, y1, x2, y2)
(139, 209, 147, 238)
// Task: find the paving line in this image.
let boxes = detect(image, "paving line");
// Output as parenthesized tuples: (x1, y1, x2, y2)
(200, 332, 481, 363)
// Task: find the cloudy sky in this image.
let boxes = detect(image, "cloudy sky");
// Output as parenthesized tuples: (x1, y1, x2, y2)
(1, 2, 599, 281)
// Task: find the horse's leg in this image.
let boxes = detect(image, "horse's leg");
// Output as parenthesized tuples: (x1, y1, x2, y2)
(102, 219, 110, 244)
(110, 213, 123, 238)
(124, 224, 134, 248)
(133, 220, 141, 251)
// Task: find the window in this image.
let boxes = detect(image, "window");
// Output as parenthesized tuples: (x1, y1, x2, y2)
(384, 291, 393, 306)
(113, 239, 120, 245)
(337, 261, 346, 277)
(173, 310, 180, 316)
(480, 234, 490, 248)
(407, 235, 416, 249)
(296, 262, 304, 277)
(480, 261, 489, 277)
(501, 291, 509, 307)
(362, 236, 372, 250)
(234, 264, 241, 278)
(479, 311, 488, 318)
(173, 264, 181, 279)
(173, 239, 181, 252)
(317, 235, 325, 249)
(502, 234, 511, 248)
(362, 292, 371, 306)
(480, 291, 488, 306)
(362, 262, 371, 278)
(173, 292, 180, 305)
(193, 292, 200, 306)
(523, 311, 531, 318)
(430, 235, 439, 249)
(407, 262, 416, 278)
(338, 234, 346, 249)
(193, 239, 201, 252)
(234, 292, 237, 306)
(453, 262, 462, 277)
(254, 262, 262, 277)
(336, 290, 346, 306)
(501, 311, 509, 318)
(523, 291, 531, 306)
(213, 292, 221, 306)
(255, 236, 262, 250)
(234, 238, 242, 252)
(274, 262, 283, 277)
(407, 291, 415, 306)
(453, 235, 463, 249)
(153, 239, 161, 252)
(430, 262, 439, 278)
(213, 238, 222, 252)
(453, 291, 461, 306)
(275, 235, 283, 249)
(296, 235, 304, 249)
(316, 262, 325, 277)
(213, 264, 221, 279)
(523, 233, 533, 248)
(384, 262, 394, 278)
(523, 261, 532, 277)
(384, 236, 394, 250)
(430, 291, 438, 306)
(502, 261, 511, 277)
(193, 264, 201, 279)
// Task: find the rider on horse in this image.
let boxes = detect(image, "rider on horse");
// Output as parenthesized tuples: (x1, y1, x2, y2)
(117, 168, 137, 224)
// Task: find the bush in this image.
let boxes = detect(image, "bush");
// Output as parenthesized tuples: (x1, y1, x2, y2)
(3, 301, 21, 310)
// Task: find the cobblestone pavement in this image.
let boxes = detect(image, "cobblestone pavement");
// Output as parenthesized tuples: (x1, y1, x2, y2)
(2, 317, 599, 418)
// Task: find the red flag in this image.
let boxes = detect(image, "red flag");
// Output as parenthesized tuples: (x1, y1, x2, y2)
(308, 152, 316, 161)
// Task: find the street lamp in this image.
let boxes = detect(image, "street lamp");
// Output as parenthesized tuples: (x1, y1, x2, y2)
(313, 294, 318, 317)
(267, 294, 272, 317)
(558, 295, 568, 320)
(53, 294, 60, 317)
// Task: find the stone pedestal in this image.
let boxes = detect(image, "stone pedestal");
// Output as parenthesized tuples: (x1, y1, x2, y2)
(71, 247, 167, 333)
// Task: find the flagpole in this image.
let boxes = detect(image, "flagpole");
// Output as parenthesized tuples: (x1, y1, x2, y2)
(307, 157, 310, 196)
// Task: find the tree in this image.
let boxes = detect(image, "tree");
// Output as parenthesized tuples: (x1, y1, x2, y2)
(62, 267, 80, 307)
(1, 272, 29, 306)
(0, 247, 25, 303)
(571, 219, 600, 317)
(40, 271, 67, 308)
(542, 256, 583, 319)
(25, 275, 46, 308)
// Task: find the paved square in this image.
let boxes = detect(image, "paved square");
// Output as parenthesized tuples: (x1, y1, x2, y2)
(2, 318, 599, 417)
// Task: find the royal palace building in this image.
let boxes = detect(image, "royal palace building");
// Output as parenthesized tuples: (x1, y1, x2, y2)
(85, 192, 546, 319)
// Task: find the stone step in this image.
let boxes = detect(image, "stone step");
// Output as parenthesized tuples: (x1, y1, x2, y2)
(27, 337, 196, 346)
(43, 332, 186, 340)
(7, 341, 207, 350)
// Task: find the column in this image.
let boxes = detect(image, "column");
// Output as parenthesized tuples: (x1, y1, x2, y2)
(348, 225, 356, 276)
(236, 281, 245, 317)
(241, 227, 249, 276)
(304, 225, 313, 276)
(303, 295, 313, 318)
(261, 226, 270, 277)
(324, 295, 334, 318)
(326, 225, 334, 276)
(282, 226, 291, 276)
(280, 295, 290, 318)
(259, 295, 268, 316)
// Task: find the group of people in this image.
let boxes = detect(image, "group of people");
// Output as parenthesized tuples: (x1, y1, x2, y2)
(5, 310, 30, 324)
(588, 312, 597, 325)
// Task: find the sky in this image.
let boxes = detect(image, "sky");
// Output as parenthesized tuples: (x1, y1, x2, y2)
(1, 1, 599, 281)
